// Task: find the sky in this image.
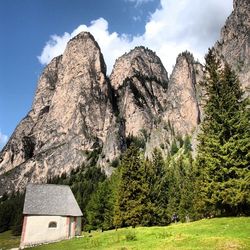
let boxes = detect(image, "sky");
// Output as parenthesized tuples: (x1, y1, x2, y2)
(0, 0, 233, 149)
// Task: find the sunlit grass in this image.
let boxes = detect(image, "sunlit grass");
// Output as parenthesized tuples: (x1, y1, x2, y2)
(28, 217, 250, 250)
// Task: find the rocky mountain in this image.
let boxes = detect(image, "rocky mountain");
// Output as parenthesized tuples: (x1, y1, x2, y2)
(145, 52, 203, 157)
(214, 0, 250, 95)
(111, 47, 169, 137)
(98, 47, 169, 170)
(0, 33, 114, 193)
(0, 39, 202, 194)
(0, 0, 249, 194)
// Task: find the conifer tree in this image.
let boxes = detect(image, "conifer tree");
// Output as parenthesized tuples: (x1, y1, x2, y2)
(177, 153, 196, 221)
(146, 149, 170, 225)
(114, 145, 149, 228)
(195, 49, 250, 216)
(86, 168, 121, 231)
(86, 180, 113, 231)
(166, 147, 195, 222)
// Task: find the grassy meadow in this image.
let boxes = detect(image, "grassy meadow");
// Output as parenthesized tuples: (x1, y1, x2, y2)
(26, 217, 250, 250)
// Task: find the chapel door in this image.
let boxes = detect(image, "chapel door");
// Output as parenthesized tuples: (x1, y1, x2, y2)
(69, 217, 75, 237)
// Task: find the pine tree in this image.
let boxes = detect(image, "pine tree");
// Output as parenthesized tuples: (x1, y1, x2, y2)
(0, 191, 24, 235)
(114, 145, 149, 228)
(195, 49, 250, 216)
(85, 168, 121, 231)
(86, 180, 114, 231)
(165, 150, 195, 222)
(177, 153, 196, 221)
(68, 165, 106, 229)
(146, 149, 170, 225)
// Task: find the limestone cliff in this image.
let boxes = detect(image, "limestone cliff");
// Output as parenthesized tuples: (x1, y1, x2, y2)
(111, 46, 168, 137)
(164, 52, 201, 134)
(0, 0, 249, 194)
(99, 47, 169, 169)
(0, 32, 113, 193)
(145, 52, 203, 156)
(214, 0, 250, 95)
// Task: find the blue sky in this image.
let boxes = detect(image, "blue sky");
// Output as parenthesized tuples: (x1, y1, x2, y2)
(0, 0, 233, 149)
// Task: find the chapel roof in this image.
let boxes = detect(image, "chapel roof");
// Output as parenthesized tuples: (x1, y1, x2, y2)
(23, 183, 83, 216)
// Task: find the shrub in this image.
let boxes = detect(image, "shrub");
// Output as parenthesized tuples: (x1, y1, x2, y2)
(111, 158, 120, 168)
(125, 230, 137, 241)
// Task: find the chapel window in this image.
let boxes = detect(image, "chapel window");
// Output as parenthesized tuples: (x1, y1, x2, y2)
(48, 221, 57, 228)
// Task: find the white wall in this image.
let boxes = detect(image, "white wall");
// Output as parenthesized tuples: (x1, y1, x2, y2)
(21, 215, 68, 247)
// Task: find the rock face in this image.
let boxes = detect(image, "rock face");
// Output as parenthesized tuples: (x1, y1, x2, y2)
(145, 52, 203, 156)
(214, 0, 250, 95)
(0, 32, 113, 193)
(0, 40, 202, 194)
(0, 0, 249, 194)
(111, 47, 169, 137)
(99, 47, 169, 169)
(164, 52, 201, 134)
(99, 48, 202, 167)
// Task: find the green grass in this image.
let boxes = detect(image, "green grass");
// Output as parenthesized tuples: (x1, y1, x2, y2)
(28, 217, 250, 250)
(0, 230, 20, 250)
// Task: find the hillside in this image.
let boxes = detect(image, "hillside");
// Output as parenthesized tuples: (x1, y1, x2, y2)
(23, 217, 250, 250)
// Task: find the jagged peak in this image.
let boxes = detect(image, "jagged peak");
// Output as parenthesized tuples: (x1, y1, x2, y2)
(126, 46, 157, 57)
(169, 50, 201, 84)
(176, 51, 195, 65)
(114, 46, 160, 66)
(68, 31, 100, 48)
(62, 31, 107, 75)
(65, 31, 103, 57)
(110, 45, 168, 89)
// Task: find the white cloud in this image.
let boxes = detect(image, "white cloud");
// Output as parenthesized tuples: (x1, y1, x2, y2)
(38, 0, 233, 74)
(0, 131, 8, 150)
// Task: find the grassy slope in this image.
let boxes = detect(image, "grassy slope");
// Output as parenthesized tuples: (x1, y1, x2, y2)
(29, 217, 250, 250)
(0, 230, 20, 250)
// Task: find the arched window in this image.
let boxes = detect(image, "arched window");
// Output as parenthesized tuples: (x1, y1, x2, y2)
(48, 221, 57, 228)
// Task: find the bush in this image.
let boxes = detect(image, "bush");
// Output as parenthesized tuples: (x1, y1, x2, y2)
(111, 158, 120, 168)
(125, 230, 137, 241)
(126, 134, 146, 150)
(170, 140, 179, 155)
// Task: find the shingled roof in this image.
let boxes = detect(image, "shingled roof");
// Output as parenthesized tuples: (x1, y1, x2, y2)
(23, 184, 83, 216)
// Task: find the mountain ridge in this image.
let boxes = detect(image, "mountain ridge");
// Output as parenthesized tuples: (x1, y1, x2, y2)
(0, 1, 249, 194)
